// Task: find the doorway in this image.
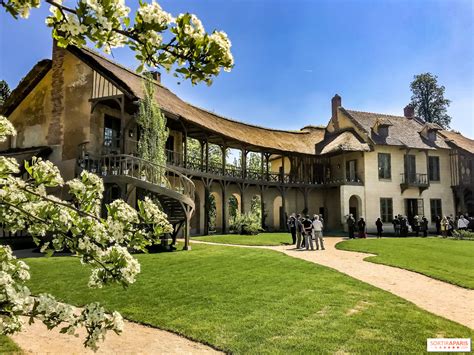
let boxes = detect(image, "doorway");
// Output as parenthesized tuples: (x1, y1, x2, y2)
(405, 198, 424, 225)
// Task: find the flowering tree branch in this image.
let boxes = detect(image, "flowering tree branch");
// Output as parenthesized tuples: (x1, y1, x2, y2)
(0, 116, 174, 349)
(2, 0, 234, 85)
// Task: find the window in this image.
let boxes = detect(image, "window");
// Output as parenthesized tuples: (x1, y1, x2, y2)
(346, 160, 357, 181)
(103, 115, 121, 150)
(380, 198, 393, 223)
(378, 153, 391, 179)
(428, 156, 440, 181)
(430, 199, 442, 222)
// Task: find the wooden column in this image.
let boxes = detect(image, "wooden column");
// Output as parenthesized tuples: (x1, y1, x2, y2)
(260, 185, 266, 229)
(342, 153, 346, 182)
(220, 181, 231, 234)
(264, 153, 270, 180)
(183, 129, 188, 168)
(221, 145, 227, 175)
(205, 138, 209, 172)
(241, 148, 247, 179)
(200, 140, 205, 171)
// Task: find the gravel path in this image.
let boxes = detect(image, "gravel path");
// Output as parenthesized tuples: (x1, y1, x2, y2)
(193, 238, 474, 329)
(11, 317, 222, 354)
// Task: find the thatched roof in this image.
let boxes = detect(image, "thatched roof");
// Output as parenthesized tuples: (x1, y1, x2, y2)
(342, 109, 450, 150)
(69, 47, 326, 155)
(1, 60, 52, 116)
(440, 130, 474, 154)
(317, 130, 370, 155)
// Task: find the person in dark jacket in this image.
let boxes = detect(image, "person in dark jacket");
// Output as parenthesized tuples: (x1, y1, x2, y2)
(357, 217, 366, 238)
(400, 216, 408, 237)
(347, 214, 356, 239)
(435, 215, 441, 235)
(287, 213, 297, 245)
(392, 217, 400, 237)
(413, 215, 420, 237)
(420, 216, 429, 237)
(302, 215, 314, 250)
(295, 214, 304, 249)
(375, 218, 383, 238)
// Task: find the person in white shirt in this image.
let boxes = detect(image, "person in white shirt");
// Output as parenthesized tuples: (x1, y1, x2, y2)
(457, 215, 469, 230)
(312, 214, 325, 250)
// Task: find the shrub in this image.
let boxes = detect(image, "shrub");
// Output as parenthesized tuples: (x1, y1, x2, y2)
(229, 212, 263, 235)
(452, 230, 474, 241)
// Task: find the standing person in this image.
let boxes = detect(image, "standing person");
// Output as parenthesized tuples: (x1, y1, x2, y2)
(440, 216, 449, 238)
(357, 217, 366, 238)
(375, 218, 383, 238)
(413, 215, 420, 237)
(287, 213, 297, 245)
(400, 216, 408, 237)
(347, 214, 355, 239)
(295, 214, 304, 249)
(392, 216, 400, 237)
(457, 215, 469, 231)
(312, 215, 325, 250)
(435, 215, 441, 235)
(447, 216, 455, 236)
(420, 216, 429, 237)
(302, 215, 314, 250)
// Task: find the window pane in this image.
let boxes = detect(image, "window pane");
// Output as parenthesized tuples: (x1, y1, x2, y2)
(380, 198, 393, 223)
(378, 153, 391, 179)
(430, 199, 442, 222)
(429, 156, 440, 181)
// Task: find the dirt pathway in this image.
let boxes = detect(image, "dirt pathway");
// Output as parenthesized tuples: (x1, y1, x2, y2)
(193, 238, 474, 329)
(11, 317, 222, 354)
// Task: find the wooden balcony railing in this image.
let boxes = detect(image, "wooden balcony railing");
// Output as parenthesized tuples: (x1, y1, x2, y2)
(77, 153, 195, 203)
(400, 173, 429, 193)
(164, 149, 362, 186)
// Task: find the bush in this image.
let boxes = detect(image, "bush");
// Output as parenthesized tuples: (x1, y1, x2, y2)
(452, 230, 474, 241)
(229, 212, 263, 235)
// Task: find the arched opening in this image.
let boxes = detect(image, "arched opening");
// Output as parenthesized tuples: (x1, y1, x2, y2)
(273, 195, 282, 230)
(208, 192, 221, 233)
(349, 195, 362, 221)
(190, 191, 201, 235)
(228, 193, 239, 224)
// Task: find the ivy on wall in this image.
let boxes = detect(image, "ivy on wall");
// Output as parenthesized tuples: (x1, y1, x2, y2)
(136, 76, 168, 169)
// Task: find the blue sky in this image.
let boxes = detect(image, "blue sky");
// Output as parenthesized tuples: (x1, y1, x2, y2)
(1, 0, 473, 137)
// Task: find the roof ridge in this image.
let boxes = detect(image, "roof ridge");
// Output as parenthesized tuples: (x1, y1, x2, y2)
(192, 105, 319, 134)
(345, 108, 408, 120)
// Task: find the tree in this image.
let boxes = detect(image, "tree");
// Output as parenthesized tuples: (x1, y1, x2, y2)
(0, 80, 10, 108)
(137, 75, 168, 169)
(409, 73, 451, 128)
(2, 0, 233, 85)
(0, 115, 173, 349)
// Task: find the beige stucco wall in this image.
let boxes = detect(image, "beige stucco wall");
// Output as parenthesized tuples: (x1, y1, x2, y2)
(363, 146, 455, 232)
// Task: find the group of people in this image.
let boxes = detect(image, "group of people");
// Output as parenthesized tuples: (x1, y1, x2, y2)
(346, 212, 474, 238)
(287, 213, 325, 251)
(346, 214, 367, 239)
(436, 214, 472, 237)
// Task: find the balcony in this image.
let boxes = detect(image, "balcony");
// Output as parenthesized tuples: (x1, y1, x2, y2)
(400, 173, 429, 194)
(165, 149, 363, 187)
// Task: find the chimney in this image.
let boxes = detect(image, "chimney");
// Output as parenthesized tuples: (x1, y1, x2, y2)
(150, 71, 161, 83)
(331, 94, 341, 119)
(404, 104, 415, 119)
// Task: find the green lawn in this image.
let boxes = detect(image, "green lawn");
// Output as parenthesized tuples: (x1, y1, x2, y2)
(0, 335, 21, 353)
(193, 232, 293, 245)
(336, 237, 474, 289)
(22, 243, 472, 354)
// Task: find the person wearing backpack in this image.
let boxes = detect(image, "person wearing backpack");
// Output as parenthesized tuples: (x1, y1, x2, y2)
(302, 215, 314, 250)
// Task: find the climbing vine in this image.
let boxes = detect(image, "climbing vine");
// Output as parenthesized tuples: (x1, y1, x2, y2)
(136, 75, 168, 170)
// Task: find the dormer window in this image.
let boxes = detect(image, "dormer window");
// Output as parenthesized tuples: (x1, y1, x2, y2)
(372, 117, 393, 137)
(420, 123, 441, 142)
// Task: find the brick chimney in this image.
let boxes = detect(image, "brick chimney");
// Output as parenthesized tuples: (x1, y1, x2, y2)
(149, 71, 161, 83)
(332, 94, 341, 119)
(404, 104, 415, 119)
(331, 94, 342, 130)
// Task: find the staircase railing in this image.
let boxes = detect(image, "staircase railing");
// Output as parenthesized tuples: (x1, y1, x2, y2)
(78, 153, 195, 203)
